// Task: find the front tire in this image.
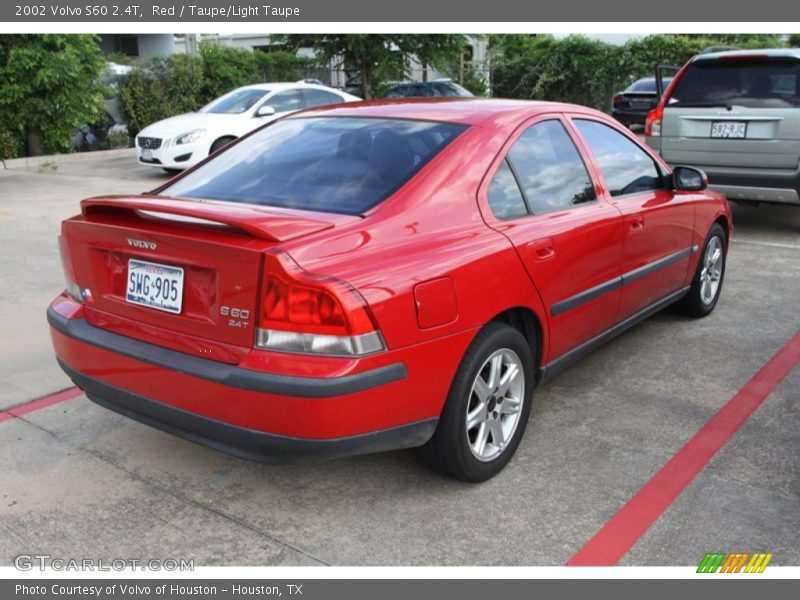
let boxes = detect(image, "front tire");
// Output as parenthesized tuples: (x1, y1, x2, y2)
(420, 322, 534, 482)
(674, 223, 727, 317)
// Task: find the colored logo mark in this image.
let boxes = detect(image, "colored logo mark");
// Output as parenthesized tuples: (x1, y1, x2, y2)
(697, 552, 773, 573)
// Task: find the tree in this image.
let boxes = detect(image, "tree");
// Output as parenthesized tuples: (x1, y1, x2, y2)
(272, 34, 470, 99)
(0, 35, 107, 155)
(198, 41, 259, 103)
(490, 35, 621, 110)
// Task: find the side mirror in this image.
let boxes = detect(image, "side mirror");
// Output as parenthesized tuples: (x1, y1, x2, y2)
(672, 166, 708, 192)
(255, 105, 276, 117)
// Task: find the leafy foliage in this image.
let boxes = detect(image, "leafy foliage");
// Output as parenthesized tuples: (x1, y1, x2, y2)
(198, 41, 259, 101)
(489, 34, 791, 111)
(0, 129, 20, 160)
(272, 34, 471, 99)
(0, 35, 107, 155)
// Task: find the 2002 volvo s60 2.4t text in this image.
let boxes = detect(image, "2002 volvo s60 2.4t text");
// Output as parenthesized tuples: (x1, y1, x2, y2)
(48, 98, 732, 481)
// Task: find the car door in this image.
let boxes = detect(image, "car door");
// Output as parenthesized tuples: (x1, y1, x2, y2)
(479, 115, 626, 360)
(569, 117, 695, 320)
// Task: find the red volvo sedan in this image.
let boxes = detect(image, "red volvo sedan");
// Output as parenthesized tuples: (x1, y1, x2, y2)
(48, 99, 731, 481)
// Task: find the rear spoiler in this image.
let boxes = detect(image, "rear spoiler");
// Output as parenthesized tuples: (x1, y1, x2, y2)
(80, 195, 337, 242)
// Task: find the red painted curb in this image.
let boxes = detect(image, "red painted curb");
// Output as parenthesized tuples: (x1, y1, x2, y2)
(568, 330, 800, 566)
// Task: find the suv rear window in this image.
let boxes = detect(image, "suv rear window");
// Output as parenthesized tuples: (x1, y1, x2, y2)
(669, 58, 800, 108)
(161, 117, 468, 215)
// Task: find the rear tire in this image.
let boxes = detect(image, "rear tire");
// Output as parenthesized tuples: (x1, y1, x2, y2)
(420, 322, 534, 482)
(210, 136, 236, 155)
(674, 223, 727, 317)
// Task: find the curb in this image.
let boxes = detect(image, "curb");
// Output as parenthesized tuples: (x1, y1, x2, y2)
(2, 147, 136, 170)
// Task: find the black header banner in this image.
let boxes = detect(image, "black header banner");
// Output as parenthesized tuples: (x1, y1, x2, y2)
(3, 579, 798, 600)
(1, 0, 796, 22)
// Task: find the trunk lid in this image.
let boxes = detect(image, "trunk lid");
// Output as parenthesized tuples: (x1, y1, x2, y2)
(618, 92, 658, 112)
(62, 195, 356, 362)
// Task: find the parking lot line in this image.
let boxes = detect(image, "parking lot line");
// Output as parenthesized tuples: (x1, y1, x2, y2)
(567, 330, 800, 566)
(0, 387, 82, 424)
(732, 239, 800, 250)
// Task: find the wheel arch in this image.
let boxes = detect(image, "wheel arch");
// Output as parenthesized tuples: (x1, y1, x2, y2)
(713, 214, 730, 246)
(210, 135, 238, 154)
(489, 306, 544, 382)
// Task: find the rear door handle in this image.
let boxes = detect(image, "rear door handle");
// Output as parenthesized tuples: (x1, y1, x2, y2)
(526, 238, 556, 261)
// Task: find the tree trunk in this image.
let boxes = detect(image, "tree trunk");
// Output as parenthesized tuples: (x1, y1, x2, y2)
(362, 62, 373, 99)
(26, 126, 44, 157)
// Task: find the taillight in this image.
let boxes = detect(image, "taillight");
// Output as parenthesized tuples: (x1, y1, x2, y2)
(613, 94, 622, 107)
(58, 234, 86, 304)
(255, 251, 385, 356)
(645, 106, 663, 137)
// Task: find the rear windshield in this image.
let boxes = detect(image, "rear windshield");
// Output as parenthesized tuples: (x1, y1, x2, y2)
(668, 58, 800, 108)
(161, 117, 468, 215)
(626, 77, 671, 93)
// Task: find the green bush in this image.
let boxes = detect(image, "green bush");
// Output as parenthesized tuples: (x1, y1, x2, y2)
(255, 50, 319, 83)
(490, 35, 619, 110)
(119, 53, 205, 137)
(460, 69, 490, 97)
(0, 129, 21, 161)
(0, 34, 107, 155)
(106, 129, 131, 149)
(199, 41, 258, 103)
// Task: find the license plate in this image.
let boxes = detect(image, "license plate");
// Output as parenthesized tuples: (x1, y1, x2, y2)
(630, 101, 651, 110)
(126, 259, 184, 314)
(141, 149, 153, 160)
(711, 121, 747, 139)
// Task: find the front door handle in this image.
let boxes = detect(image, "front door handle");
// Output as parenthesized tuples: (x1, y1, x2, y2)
(628, 215, 645, 231)
(527, 238, 556, 261)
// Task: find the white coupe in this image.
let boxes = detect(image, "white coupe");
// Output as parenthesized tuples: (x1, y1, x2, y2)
(135, 82, 361, 172)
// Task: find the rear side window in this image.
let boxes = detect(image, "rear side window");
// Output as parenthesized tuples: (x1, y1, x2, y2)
(575, 119, 663, 197)
(161, 117, 468, 215)
(303, 89, 343, 108)
(488, 160, 528, 220)
(410, 85, 433, 97)
(505, 120, 596, 214)
(384, 85, 409, 98)
(669, 58, 800, 108)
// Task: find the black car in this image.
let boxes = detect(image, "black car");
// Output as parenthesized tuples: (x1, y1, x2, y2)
(611, 76, 672, 127)
(383, 80, 473, 98)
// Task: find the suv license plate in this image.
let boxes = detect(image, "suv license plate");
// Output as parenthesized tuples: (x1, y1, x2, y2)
(711, 121, 747, 138)
(126, 259, 184, 314)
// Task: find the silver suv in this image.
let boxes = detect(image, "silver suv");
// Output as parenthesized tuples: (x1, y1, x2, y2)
(646, 48, 800, 206)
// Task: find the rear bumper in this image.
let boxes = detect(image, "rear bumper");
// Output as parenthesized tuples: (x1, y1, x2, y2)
(47, 300, 461, 462)
(47, 306, 407, 398)
(58, 359, 436, 463)
(611, 109, 648, 126)
(703, 169, 800, 205)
